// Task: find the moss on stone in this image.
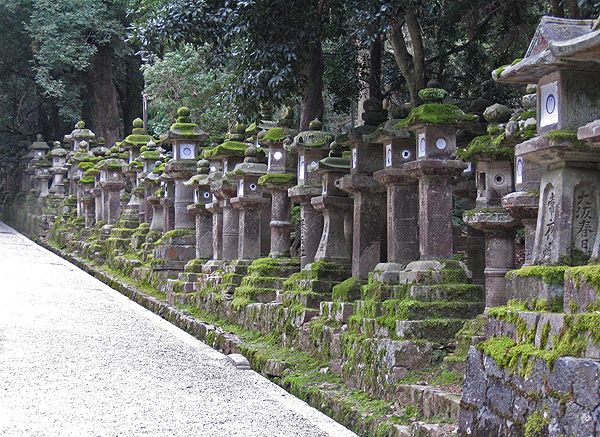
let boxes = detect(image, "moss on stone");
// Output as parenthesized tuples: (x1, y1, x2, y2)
(78, 161, 95, 170)
(257, 173, 296, 186)
(417, 88, 448, 102)
(123, 134, 154, 146)
(262, 127, 287, 143)
(155, 229, 195, 245)
(517, 110, 536, 121)
(169, 122, 200, 138)
(79, 176, 96, 184)
(544, 129, 587, 147)
(493, 65, 509, 78)
(524, 407, 550, 437)
(332, 277, 364, 302)
(457, 135, 514, 162)
(506, 265, 568, 286)
(203, 141, 248, 158)
(396, 103, 477, 128)
(567, 264, 600, 296)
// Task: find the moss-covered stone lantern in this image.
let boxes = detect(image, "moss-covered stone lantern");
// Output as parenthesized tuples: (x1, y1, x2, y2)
(495, 16, 600, 267)
(288, 119, 334, 268)
(205, 123, 257, 262)
(258, 114, 299, 259)
(98, 152, 127, 226)
(230, 144, 269, 263)
(371, 118, 418, 283)
(64, 120, 96, 152)
(48, 141, 68, 196)
(308, 138, 353, 268)
(399, 88, 474, 261)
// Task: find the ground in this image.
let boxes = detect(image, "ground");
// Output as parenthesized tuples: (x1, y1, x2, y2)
(0, 221, 356, 437)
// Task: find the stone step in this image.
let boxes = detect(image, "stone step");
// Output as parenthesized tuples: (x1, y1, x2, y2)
(319, 301, 354, 323)
(279, 290, 333, 309)
(409, 284, 483, 302)
(396, 319, 467, 341)
(240, 275, 285, 290)
(177, 272, 199, 283)
(354, 299, 485, 321)
(393, 422, 457, 437)
(397, 384, 461, 422)
(234, 285, 277, 304)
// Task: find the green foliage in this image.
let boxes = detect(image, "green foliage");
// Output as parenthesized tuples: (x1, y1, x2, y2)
(142, 45, 233, 138)
(28, 0, 128, 122)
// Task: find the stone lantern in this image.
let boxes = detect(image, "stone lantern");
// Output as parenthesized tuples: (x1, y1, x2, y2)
(184, 159, 215, 262)
(21, 147, 36, 193)
(139, 140, 162, 224)
(206, 123, 256, 263)
(98, 152, 127, 226)
(495, 16, 600, 266)
(230, 144, 269, 264)
(258, 120, 298, 259)
(338, 99, 388, 279)
(63, 121, 95, 196)
(142, 161, 166, 258)
(165, 107, 208, 230)
(121, 118, 154, 228)
(160, 170, 175, 232)
(372, 123, 419, 283)
(34, 157, 52, 198)
(29, 135, 50, 195)
(70, 140, 95, 218)
(288, 119, 334, 268)
(78, 164, 98, 228)
(309, 138, 353, 268)
(401, 88, 475, 262)
(48, 141, 68, 196)
(462, 104, 520, 307)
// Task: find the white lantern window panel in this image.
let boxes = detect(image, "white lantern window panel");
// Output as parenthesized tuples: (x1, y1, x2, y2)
(179, 143, 195, 159)
(352, 149, 357, 169)
(273, 151, 283, 161)
(463, 162, 472, 173)
(540, 81, 559, 128)
(238, 179, 244, 195)
(435, 138, 447, 150)
(516, 158, 524, 185)
(418, 133, 426, 157)
(385, 144, 393, 167)
(298, 155, 305, 180)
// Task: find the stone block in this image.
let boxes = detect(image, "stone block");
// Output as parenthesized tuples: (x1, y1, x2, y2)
(507, 274, 564, 308)
(564, 266, 600, 313)
(534, 312, 564, 349)
(572, 359, 600, 408)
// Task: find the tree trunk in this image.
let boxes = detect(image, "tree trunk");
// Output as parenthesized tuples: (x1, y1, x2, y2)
(550, 0, 564, 17)
(565, 0, 580, 18)
(368, 37, 384, 101)
(299, 42, 325, 131)
(86, 45, 121, 146)
(405, 12, 426, 94)
(389, 22, 419, 106)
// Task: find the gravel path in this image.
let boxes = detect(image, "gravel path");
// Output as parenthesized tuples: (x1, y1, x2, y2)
(0, 221, 356, 437)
